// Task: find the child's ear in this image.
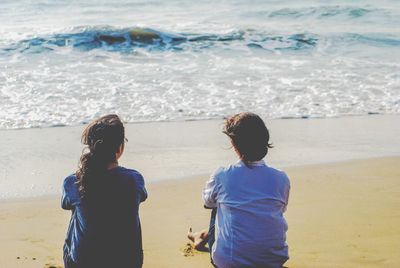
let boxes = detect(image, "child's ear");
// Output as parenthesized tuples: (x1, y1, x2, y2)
(231, 140, 241, 158)
(116, 143, 125, 160)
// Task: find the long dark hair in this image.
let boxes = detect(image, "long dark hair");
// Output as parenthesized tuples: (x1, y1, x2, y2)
(76, 114, 125, 197)
(223, 112, 273, 164)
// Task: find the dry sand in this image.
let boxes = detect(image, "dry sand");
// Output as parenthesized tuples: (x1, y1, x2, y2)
(0, 156, 399, 268)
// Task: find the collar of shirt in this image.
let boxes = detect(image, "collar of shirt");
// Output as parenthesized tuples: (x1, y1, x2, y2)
(236, 160, 266, 167)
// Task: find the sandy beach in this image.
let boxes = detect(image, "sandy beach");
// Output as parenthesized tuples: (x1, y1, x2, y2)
(1, 0, 400, 266)
(0, 115, 400, 267)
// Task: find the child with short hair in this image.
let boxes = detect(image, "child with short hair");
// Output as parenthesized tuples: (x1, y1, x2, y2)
(189, 112, 290, 268)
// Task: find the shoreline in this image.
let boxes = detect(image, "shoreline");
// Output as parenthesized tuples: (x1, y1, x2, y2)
(0, 113, 398, 132)
(1, 114, 400, 200)
(1, 156, 399, 267)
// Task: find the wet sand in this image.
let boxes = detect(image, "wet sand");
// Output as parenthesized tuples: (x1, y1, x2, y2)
(1, 115, 400, 199)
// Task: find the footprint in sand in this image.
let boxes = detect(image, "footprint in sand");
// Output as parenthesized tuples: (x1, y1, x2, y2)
(181, 242, 209, 257)
(181, 243, 196, 257)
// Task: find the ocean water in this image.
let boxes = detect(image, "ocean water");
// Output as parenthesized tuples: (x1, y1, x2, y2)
(0, 0, 400, 129)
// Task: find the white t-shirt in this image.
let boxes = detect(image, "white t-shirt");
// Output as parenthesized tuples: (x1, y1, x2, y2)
(203, 160, 290, 268)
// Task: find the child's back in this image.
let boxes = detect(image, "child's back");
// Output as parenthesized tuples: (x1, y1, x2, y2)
(62, 167, 147, 268)
(208, 161, 289, 267)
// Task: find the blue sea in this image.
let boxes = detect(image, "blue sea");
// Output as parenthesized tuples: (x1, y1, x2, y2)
(0, 0, 399, 129)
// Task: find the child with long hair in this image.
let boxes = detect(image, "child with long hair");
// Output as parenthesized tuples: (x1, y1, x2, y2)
(188, 112, 290, 268)
(62, 114, 147, 268)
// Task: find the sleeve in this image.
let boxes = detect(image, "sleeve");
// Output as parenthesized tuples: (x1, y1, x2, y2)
(283, 174, 290, 213)
(61, 177, 73, 210)
(135, 172, 148, 203)
(202, 168, 222, 209)
(61, 175, 81, 210)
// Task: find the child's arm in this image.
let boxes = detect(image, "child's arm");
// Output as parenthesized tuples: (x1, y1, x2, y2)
(61, 181, 72, 210)
(283, 175, 290, 213)
(137, 173, 148, 203)
(61, 175, 77, 210)
(202, 168, 222, 209)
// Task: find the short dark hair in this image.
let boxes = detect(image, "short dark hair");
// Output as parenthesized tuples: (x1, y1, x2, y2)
(223, 112, 272, 163)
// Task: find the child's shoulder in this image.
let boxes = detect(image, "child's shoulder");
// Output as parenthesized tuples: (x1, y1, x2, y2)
(116, 167, 145, 182)
(266, 166, 290, 185)
(211, 165, 230, 177)
(210, 162, 242, 181)
(63, 173, 77, 188)
(213, 161, 247, 175)
(267, 165, 286, 174)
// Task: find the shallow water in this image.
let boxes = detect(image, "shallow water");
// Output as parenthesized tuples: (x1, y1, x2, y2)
(0, 0, 399, 129)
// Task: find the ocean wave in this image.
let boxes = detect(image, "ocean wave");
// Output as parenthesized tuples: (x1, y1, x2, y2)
(344, 33, 400, 46)
(249, 6, 385, 19)
(1, 26, 319, 54)
(2, 26, 399, 56)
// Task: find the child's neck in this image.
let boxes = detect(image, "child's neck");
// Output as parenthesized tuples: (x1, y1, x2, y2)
(107, 162, 119, 170)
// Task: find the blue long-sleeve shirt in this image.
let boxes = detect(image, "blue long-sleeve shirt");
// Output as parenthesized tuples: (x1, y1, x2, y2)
(203, 160, 290, 268)
(62, 166, 147, 268)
